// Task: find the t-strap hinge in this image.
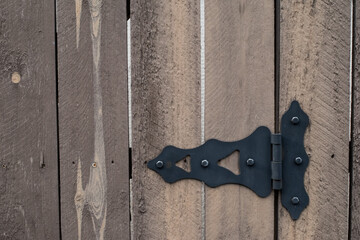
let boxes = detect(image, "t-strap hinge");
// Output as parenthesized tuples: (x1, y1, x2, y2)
(147, 101, 309, 220)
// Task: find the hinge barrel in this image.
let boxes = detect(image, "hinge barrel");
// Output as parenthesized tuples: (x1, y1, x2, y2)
(271, 134, 282, 190)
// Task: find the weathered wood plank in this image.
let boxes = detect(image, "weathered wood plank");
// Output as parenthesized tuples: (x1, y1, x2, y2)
(0, 0, 59, 239)
(351, 1, 360, 238)
(204, 1, 275, 239)
(131, 0, 202, 239)
(279, 1, 351, 239)
(57, 0, 129, 239)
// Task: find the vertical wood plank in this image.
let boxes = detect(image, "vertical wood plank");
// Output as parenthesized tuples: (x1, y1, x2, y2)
(204, 1, 274, 239)
(57, 0, 129, 239)
(279, 1, 351, 239)
(131, 0, 202, 239)
(351, 0, 360, 238)
(0, 0, 59, 239)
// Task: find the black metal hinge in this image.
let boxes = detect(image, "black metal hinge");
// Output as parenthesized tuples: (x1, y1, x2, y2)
(147, 101, 309, 220)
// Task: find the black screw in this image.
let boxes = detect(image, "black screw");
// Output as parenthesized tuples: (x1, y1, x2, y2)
(291, 197, 300, 205)
(156, 161, 164, 169)
(291, 116, 300, 125)
(201, 159, 209, 167)
(246, 158, 255, 166)
(294, 157, 303, 165)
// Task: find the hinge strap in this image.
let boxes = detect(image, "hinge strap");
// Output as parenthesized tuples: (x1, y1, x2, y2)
(271, 134, 282, 190)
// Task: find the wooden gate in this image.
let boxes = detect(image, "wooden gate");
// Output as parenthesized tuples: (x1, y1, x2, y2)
(1, 0, 359, 239)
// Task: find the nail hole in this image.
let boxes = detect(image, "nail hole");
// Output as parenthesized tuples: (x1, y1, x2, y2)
(144, 161, 147, 164)
(72, 161, 75, 164)
(111, 160, 114, 164)
(331, 154, 335, 158)
(92, 162, 97, 168)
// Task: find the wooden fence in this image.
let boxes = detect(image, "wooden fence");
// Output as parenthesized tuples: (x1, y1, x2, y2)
(0, 0, 359, 239)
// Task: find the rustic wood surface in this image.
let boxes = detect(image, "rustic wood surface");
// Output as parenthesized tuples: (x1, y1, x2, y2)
(204, 1, 275, 239)
(131, 0, 203, 239)
(57, 0, 129, 239)
(279, 1, 352, 239)
(0, 0, 59, 239)
(352, 1, 360, 238)
(1, 0, 358, 239)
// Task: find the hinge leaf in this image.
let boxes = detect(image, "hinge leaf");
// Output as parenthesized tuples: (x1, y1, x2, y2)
(281, 101, 310, 220)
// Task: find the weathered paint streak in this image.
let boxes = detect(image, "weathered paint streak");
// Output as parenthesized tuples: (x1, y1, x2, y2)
(74, 0, 107, 239)
(75, 0, 82, 48)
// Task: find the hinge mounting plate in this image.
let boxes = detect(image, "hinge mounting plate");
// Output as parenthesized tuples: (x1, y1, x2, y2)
(147, 101, 309, 220)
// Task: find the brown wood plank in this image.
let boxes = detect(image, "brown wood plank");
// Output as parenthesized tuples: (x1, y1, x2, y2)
(351, 1, 360, 238)
(279, 1, 352, 239)
(57, 0, 129, 239)
(131, 0, 202, 239)
(0, 0, 59, 239)
(204, 1, 274, 239)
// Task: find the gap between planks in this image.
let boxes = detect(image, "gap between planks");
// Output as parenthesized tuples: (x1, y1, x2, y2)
(127, 18, 134, 240)
(349, 0, 354, 141)
(54, 0, 62, 237)
(348, 0, 355, 238)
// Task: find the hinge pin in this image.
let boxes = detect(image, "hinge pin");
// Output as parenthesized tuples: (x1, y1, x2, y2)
(271, 134, 282, 190)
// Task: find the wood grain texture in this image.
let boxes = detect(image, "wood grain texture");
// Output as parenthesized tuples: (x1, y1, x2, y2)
(57, 0, 129, 239)
(279, 1, 351, 239)
(0, 0, 59, 239)
(204, 1, 274, 239)
(131, 0, 202, 239)
(351, 1, 360, 238)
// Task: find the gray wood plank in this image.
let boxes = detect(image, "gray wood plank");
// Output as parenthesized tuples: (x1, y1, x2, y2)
(0, 0, 59, 239)
(204, 1, 275, 239)
(279, 1, 352, 239)
(131, 0, 203, 239)
(57, 0, 129, 239)
(351, 1, 360, 238)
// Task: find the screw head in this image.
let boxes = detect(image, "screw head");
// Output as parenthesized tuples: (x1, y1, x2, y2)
(246, 158, 255, 166)
(295, 157, 303, 165)
(291, 197, 300, 205)
(291, 116, 300, 125)
(156, 161, 164, 169)
(201, 159, 209, 167)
